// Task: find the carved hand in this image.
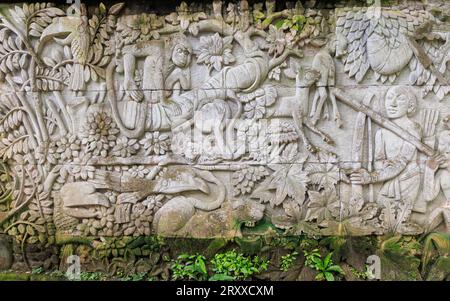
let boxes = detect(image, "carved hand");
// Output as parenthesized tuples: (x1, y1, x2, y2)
(349, 168, 372, 185)
(426, 154, 447, 171)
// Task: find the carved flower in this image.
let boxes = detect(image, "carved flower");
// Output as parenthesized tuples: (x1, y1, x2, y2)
(64, 156, 96, 181)
(266, 25, 293, 57)
(128, 165, 149, 178)
(196, 33, 235, 73)
(55, 135, 81, 162)
(81, 112, 119, 157)
(111, 137, 140, 158)
(165, 2, 206, 34)
(139, 132, 169, 155)
(132, 13, 163, 35)
(142, 194, 164, 210)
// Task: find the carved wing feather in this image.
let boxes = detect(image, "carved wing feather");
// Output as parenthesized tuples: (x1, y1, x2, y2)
(71, 32, 90, 65)
(337, 6, 436, 83)
(409, 34, 450, 100)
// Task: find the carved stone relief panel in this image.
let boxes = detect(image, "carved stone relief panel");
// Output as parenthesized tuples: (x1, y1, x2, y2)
(0, 1, 448, 243)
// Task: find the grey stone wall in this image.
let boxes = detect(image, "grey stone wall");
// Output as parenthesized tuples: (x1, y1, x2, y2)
(0, 0, 448, 248)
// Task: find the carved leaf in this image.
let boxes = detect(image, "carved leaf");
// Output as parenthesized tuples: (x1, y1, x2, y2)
(108, 3, 125, 15)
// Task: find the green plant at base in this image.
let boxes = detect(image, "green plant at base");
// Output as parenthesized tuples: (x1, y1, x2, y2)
(304, 249, 343, 281)
(208, 274, 235, 281)
(421, 232, 450, 273)
(210, 250, 269, 280)
(349, 266, 370, 280)
(80, 271, 107, 281)
(31, 266, 43, 275)
(120, 272, 148, 281)
(171, 254, 208, 281)
(280, 251, 299, 272)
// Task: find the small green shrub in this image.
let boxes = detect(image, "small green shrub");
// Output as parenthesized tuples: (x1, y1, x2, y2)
(171, 254, 208, 281)
(280, 251, 299, 272)
(80, 271, 107, 281)
(304, 249, 344, 281)
(31, 266, 44, 275)
(120, 272, 148, 281)
(210, 250, 269, 280)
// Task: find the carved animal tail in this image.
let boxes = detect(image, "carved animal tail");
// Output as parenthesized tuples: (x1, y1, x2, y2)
(105, 59, 146, 139)
(189, 169, 226, 211)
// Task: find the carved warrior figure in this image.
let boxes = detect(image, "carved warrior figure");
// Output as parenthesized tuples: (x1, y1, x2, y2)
(350, 87, 422, 231)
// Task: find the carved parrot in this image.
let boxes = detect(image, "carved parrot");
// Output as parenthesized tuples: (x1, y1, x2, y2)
(40, 5, 90, 92)
(336, 4, 448, 100)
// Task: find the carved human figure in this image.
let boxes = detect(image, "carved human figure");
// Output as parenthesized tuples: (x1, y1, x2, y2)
(164, 37, 193, 109)
(350, 87, 422, 225)
(309, 33, 347, 128)
(108, 38, 192, 138)
(423, 115, 450, 229)
(122, 40, 164, 103)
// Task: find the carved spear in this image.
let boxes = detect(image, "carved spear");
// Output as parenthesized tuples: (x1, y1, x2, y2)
(332, 88, 436, 157)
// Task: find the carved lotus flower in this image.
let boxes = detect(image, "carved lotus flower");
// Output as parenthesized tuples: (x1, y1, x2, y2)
(196, 33, 236, 73)
(139, 131, 170, 155)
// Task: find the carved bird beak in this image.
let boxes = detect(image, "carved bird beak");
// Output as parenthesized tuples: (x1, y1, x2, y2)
(40, 16, 79, 44)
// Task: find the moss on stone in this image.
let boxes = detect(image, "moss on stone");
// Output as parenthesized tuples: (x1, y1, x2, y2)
(0, 272, 30, 281)
(426, 256, 450, 281)
(55, 233, 92, 246)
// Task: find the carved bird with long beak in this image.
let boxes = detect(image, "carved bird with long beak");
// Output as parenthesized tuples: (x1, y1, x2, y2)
(40, 5, 90, 94)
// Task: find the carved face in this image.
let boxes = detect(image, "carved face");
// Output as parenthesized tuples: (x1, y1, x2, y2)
(385, 87, 416, 119)
(172, 44, 191, 68)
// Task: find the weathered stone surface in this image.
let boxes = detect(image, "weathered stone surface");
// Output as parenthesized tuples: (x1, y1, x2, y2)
(0, 234, 13, 271)
(0, 0, 448, 248)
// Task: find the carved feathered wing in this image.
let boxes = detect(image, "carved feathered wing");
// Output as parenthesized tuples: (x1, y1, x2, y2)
(336, 6, 436, 84)
(408, 32, 450, 101)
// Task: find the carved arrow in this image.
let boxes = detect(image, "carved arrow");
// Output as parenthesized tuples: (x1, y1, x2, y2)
(332, 88, 435, 157)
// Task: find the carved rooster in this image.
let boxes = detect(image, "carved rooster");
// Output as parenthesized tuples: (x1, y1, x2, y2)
(41, 5, 90, 93)
(336, 4, 449, 100)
